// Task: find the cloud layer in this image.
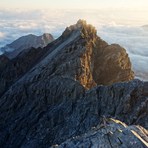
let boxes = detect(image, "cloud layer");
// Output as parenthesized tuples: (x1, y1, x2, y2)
(0, 9, 148, 80)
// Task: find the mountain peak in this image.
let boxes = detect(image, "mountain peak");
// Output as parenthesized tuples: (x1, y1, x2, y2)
(62, 19, 97, 39)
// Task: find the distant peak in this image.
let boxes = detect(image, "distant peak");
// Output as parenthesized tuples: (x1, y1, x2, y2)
(43, 33, 51, 37)
(43, 33, 49, 35)
(27, 34, 36, 37)
(42, 33, 53, 39)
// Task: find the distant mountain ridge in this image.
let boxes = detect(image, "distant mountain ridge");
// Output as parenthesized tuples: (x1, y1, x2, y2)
(1, 33, 54, 59)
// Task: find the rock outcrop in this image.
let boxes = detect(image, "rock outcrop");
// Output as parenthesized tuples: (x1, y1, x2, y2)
(0, 20, 147, 148)
(1, 33, 54, 59)
(51, 118, 148, 148)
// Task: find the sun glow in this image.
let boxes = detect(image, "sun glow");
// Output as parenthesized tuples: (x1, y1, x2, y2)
(0, 0, 148, 10)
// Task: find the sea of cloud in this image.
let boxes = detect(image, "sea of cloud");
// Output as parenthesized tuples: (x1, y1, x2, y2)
(0, 9, 148, 80)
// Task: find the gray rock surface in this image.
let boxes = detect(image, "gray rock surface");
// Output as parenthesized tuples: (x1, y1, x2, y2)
(0, 20, 147, 148)
(51, 118, 148, 148)
(1, 33, 54, 59)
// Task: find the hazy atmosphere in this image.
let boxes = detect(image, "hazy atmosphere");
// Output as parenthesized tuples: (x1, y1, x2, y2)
(0, 0, 148, 9)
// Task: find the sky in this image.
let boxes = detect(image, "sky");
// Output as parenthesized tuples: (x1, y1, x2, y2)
(0, 0, 148, 9)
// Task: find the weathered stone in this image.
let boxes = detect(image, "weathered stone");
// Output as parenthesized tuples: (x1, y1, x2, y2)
(51, 118, 148, 148)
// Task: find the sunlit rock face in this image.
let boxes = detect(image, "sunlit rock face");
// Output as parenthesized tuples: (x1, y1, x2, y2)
(0, 20, 147, 148)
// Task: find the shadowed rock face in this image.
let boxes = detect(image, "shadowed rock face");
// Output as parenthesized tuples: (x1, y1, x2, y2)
(0, 20, 147, 148)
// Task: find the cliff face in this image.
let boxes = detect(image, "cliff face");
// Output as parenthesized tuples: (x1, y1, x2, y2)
(0, 20, 147, 148)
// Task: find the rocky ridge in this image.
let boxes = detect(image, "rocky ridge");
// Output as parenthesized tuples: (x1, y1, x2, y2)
(0, 20, 147, 148)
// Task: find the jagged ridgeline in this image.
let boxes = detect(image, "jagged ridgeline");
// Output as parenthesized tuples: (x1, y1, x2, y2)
(0, 20, 147, 148)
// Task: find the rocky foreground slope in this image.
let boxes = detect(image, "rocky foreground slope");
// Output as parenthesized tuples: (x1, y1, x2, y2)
(0, 20, 147, 148)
